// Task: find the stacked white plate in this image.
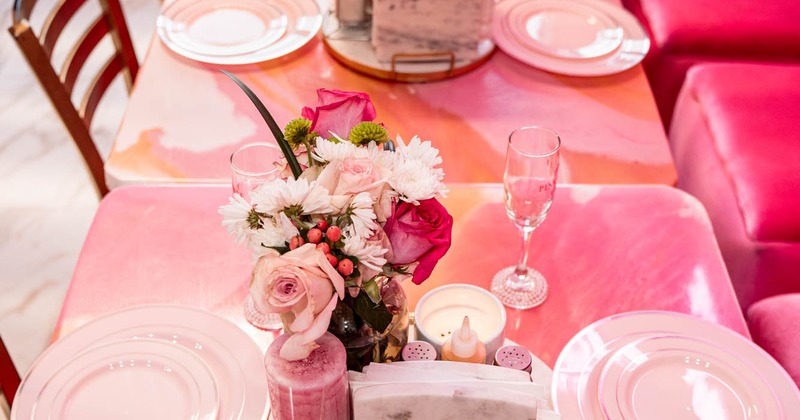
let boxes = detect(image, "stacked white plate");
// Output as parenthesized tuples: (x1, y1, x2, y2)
(552, 311, 800, 419)
(492, 0, 650, 76)
(156, 0, 322, 65)
(11, 305, 267, 420)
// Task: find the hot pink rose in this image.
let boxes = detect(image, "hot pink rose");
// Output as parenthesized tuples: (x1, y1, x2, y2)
(251, 244, 345, 360)
(301, 89, 377, 139)
(383, 198, 453, 285)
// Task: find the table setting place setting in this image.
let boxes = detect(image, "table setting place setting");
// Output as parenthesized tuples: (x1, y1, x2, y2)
(153, 0, 650, 79)
(9, 0, 800, 419)
(12, 70, 800, 419)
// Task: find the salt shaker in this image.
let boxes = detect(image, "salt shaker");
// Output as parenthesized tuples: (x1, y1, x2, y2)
(401, 341, 438, 361)
(493, 344, 533, 373)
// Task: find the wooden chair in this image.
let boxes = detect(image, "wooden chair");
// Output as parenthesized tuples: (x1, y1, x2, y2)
(8, 0, 140, 197)
(0, 334, 20, 411)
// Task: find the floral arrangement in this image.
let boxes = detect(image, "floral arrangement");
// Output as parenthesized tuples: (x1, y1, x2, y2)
(218, 76, 452, 370)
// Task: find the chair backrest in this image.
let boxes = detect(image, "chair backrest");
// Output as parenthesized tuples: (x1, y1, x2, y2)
(8, 0, 140, 197)
(0, 334, 20, 410)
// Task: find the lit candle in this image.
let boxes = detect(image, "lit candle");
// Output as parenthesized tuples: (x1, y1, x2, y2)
(264, 332, 349, 420)
(415, 284, 507, 364)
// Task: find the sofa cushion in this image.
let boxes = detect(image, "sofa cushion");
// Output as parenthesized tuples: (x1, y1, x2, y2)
(640, 0, 800, 57)
(687, 63, 800, 242)
(747, 294, 800, 389)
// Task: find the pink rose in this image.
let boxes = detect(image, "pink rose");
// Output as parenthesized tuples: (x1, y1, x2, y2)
(301, 89, 377, 139)
(316, 157, 390, 211)
(383, 198, 453, 285)
(251, 244, 345, 360)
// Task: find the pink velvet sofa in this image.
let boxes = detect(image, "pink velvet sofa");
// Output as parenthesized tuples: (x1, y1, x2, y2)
(670, 62, 800, 310)
(622, 0, 800, 128)
(670, 62, 800, 387)
(748, 294, 800, 388)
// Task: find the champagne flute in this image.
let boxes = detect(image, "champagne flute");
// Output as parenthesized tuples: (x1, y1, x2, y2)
(491, 126, 560, 309)
(230, 142, 284, 330)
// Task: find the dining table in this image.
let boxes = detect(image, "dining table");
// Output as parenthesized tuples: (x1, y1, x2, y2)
(54, 183, 748, 367)
(104, 0, 677, 190)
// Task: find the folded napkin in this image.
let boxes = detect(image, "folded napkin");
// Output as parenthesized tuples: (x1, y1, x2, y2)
(350, 361, 551, 420)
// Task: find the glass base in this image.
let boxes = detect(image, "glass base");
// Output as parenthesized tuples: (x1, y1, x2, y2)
(244, 294, 284, 330)
(490, 266, 549, 309)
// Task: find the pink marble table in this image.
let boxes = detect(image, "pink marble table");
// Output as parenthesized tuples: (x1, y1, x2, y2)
(55, 184, 746, 367)
(106, 18, 676, 188)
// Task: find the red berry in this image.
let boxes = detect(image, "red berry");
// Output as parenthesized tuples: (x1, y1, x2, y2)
(316, 220, 329, 231)
(337, 259, 354, 276)
(326, 225, 342, 242)
(307, 228, 323, 244)
(326, 253, 339, 267)
(316, 242, 331, 254)
(289, 235, 305, 250)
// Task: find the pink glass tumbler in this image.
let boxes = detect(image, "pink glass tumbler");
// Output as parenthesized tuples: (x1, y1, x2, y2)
(265, 332, 350, 420)
(230, 142, 284, 330)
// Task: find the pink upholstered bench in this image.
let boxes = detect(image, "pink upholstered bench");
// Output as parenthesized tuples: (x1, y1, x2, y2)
(670, 63, 800, 311)
(748, 294, 800, 389)
(622, 0, 800, 127)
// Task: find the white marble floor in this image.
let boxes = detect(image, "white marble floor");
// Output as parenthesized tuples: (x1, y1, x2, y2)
(0, 0, 160, 380)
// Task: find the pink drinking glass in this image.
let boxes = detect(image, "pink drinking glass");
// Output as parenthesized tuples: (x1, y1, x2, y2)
(230, 142, 284, 330)
(491, 126, 560, 309)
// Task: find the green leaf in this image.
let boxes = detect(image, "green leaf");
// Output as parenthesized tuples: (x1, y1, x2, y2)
(353, 293, 393, 333)
(219, 70, 302, 179)
(362, 278, 382, 304)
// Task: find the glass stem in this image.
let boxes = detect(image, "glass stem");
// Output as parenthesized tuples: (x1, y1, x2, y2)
(514, 227, 534, 280)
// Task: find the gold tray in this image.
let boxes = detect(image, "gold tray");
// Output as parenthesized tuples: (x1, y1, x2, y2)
(321, 12, 496, 83)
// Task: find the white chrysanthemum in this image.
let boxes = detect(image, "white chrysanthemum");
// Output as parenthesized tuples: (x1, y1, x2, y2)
(395, 135, 442, 169)
(249, 213, 299, 260)
(218, 194, 257, 245)
(348, 192, 379, 238)
(311, 137, 363, 163)
(390, 158, 447, 204)
(251, 177, 333, 215)
(366, 141, 396, 172)
(342, 226, 387, 271)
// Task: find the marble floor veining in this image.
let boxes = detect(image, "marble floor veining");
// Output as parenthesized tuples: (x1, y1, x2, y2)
(0, 0, 160, 380)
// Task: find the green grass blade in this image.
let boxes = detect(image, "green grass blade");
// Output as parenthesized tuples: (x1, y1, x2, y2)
(220, 70, 302, 179)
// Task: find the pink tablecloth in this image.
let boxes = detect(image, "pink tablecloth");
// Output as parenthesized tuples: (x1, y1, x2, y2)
(106, 33, 676, 187)
(56, 184, 746, 367)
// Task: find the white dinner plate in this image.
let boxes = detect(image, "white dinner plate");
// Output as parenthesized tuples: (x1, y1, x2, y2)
(12, 305, 267, 420)
(551, 311, 800, 419)
(30, 339, 218, 420)
(493, 0, 650, 76)
(598, 335, 784, 419)
(157, 0, 322, 65)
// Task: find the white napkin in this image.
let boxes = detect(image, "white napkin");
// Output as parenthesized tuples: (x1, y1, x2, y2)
(350, 361, 552, 419)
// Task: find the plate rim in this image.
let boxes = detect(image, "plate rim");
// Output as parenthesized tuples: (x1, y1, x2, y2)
(504, 0, 624, 60)
(156, 0, 322, 65)
(11, 304, 267, 420)
(551, 310, 800, 419)
(598, 334, 784, 419)
(493, 0, 650, 76)
(30, 337, 219, 420)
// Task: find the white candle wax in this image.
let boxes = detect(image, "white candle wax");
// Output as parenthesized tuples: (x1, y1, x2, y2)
(415, 284, 507, 364)
(421, 305, 502, 345)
